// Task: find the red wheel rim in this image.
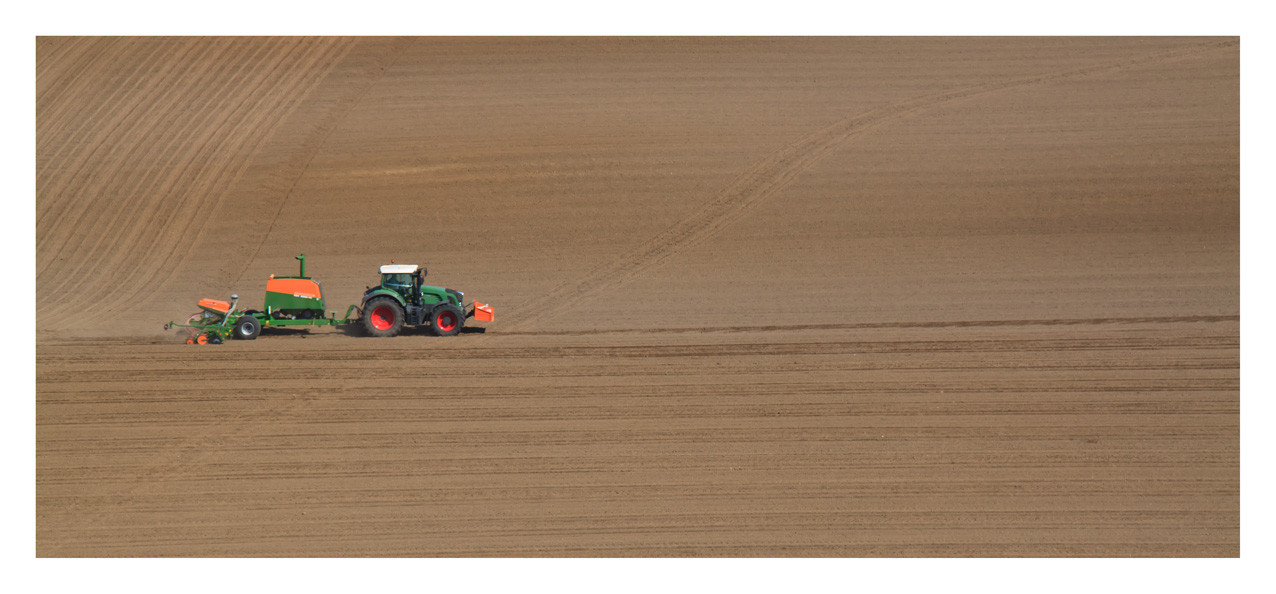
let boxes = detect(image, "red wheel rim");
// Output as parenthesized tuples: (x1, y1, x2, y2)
(437, 311, 457, 332)
(370, 306, 396, 331)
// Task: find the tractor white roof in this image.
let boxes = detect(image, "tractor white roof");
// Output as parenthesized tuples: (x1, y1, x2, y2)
(380, 264, 419, 274)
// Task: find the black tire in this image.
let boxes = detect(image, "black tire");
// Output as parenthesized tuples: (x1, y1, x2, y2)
(234, 315, 261, 340)
(429, 304, 465, 337)
(363, 297, 405, 338)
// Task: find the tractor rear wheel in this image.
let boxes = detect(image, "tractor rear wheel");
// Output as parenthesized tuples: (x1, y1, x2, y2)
(363, 297, 405, 337)
(234, 315, 261, 340)
(429, 304, 464, 337)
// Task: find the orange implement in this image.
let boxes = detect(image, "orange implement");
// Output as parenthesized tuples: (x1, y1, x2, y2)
(197, 298, 230, 313)
(196, 335, 208, 345)
(472, 302, 494, 322)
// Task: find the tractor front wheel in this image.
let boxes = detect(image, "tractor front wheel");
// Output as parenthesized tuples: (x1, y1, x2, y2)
(429, 304, 464, 337)
(363, 298, 405, 338)
(234, 315, 261, 340)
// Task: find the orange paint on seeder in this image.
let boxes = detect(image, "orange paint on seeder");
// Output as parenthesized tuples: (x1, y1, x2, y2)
(265, 277, 322, 300)
(197, 298, 230, 313)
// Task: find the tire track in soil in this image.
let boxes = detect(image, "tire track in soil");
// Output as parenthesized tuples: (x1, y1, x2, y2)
(36, 331, 1237, 386)
(141, 38, 413, 312)
(98, 40, 357, 320)
(37, 38, 234, 245)
(497, 314, 1240, 337)
(37, 38, 188, 238)
(39, 39, 289, 299)
(503, 39, 1239, 331)
(36, 39, 363, 331)
(35, 38, 118, 143)
(37, 386, 322, 554)
(35, 314, 1239, 350)
(36, 319, 1238, 556)
(37, 38, 256, 289)
(232, 37, 416, 286)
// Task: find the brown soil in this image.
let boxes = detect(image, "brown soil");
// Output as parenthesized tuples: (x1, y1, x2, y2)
(36, 37, 1239, 556)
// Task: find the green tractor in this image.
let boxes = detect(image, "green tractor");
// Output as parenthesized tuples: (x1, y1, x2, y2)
(360, 262, 493, 337)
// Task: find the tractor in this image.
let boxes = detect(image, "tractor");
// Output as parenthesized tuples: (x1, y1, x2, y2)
(360, 262, 494, 337)
(165, 254, 493, 342)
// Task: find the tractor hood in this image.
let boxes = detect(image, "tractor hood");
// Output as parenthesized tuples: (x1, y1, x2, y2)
(422, 285, 464, 302)
(418, 286, 462, 308)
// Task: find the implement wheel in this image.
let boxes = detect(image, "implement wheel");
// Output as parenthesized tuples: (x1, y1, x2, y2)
(234, 315, 261, 340)
(363, 297, 404, 338)
(429, 304, 464, 337)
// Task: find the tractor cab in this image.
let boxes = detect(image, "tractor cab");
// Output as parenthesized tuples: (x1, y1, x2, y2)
(379, 264, 426, 305)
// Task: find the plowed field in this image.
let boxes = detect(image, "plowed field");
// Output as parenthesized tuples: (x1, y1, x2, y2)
(36, 37, 1239, 556)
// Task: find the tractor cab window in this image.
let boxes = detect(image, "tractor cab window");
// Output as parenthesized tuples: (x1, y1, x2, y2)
(383, 273, 416, 293)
